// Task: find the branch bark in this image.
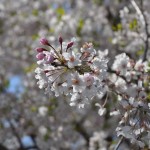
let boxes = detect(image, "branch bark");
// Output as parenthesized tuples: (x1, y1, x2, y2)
(7, 119, 25, 150)
(130, 0, 149, 62)
(0, 144, 9, 150)
(114, 136, 124, 150)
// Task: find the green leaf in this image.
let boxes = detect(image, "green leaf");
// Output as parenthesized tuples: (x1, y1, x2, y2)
(112, 25, 117, 31)
(117, 23, 122, 30)
(136, 48, 144, 56)
(93, 0, 103, 5)
(10, 11, 17, 16)
(44, 134, 49, 141)
(129, 18, 138, 30)
(112, 23, 122, 31)
(4, 79, 9, 88)
(24, 63, 37, 73)
(32, 34, 39, 40)
(30, 106, 37, 112)
(32, 9, 38, 16)
(76, 19, 84, 36)
(0, 79, 9, 92)
(48, 28, 55, 33)
(56, 7, 65, 20)
(147, 93, 150, 101)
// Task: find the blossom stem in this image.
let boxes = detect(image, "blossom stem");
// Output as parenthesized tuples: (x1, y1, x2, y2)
(46, 69, 64, 77)
(102, 92, 108, 107)
(49, 44, 62, 61)
(45, 68, 64, 72)
(60, 43, 63, 54)
(51, 70, 66, 84)
(107, 68, 127, 82)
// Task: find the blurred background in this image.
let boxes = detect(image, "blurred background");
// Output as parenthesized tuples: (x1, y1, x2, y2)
(0, 0, 150, 149)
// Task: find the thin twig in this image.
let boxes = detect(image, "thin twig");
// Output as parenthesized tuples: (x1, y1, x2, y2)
(141, 6, 149, 62)
(130, 0, 145, 26)
(114, 136, 124, 150)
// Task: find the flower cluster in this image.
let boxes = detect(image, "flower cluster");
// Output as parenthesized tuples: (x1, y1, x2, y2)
(34, 36, 150, 148)
(35, 37, 108, 108)
(110, 53, 150, 148)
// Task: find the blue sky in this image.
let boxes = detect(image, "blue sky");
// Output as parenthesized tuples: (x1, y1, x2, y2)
(6, 75, 24, 97)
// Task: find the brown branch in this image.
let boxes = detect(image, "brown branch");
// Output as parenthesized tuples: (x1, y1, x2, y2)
(0, 144, 9, 150)
(7, 119, 25, 150)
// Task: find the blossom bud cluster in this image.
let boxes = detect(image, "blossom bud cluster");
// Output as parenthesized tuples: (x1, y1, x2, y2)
(35, 37, 108, 108)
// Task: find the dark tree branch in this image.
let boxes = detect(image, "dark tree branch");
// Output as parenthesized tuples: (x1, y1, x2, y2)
(0, 144, 9, 150)
(74, 121, 90, 144)
(7, 119, 25, 150)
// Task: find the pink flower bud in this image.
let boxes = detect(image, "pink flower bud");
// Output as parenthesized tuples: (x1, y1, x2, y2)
(46, 54, 54, 63)
(36, 53, 46, 60)
(40, 38, 50, 46)
(67, 42, 74, 49)
(59, 36, 63, 44)
(44, 70, 49, 74)
(36, 48, 47, 53)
